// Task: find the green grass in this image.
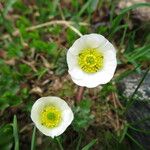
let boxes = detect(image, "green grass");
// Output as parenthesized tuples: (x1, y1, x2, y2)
(31, 126, 36, 150)
(13, 115, 19, 150)
(0, 0, 150, 149)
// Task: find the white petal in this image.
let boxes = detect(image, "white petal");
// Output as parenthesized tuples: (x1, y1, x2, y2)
(31, 96, 74, 137)
(98, 39, 116, 53)
(102, 49, 117, 75)
(71, 68, 115, 88)
(68, 33, 108, 55)
(84, 33, 107, 49)
(67, 51, 78, 71)
(68, 67, 86, 80)
(68, 36, 87, 55)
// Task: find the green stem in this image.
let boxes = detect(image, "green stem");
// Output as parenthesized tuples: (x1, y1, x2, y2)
(56, 137, 64, 150)
(76, 86, 85, 103)
(76, 134, 82, 150)
(13, 115, 19, 150)
(31, 126, 36, 150)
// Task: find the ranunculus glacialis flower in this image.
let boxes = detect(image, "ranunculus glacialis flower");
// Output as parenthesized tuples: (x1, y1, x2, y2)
(31, 96, 74, 138)
(67, 33, 117, 88)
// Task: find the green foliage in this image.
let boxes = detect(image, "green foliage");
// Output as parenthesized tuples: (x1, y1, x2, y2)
(18, 64, 32, 75)
(110, 3, 150, 34)
(31, 40, 58, 55)
(67, 28, 78, 45)
(125, 45, 150, 64)
(100, 83, 116, 99)
(81, 139, 97, 150)
(73, 100, 94, 132)
(55, 51, 68, 76)
(3, 0, 17, 16)
(0, 124, 13, 150)
(36, 0, 59, 21)
(6, 40, 23, 58)
(34, 67, 48, 79)
(0, 60, 22, 110)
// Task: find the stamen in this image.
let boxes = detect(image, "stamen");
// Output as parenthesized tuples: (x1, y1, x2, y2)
(40, 106, 61, 128)
(78, 49, 104, 73)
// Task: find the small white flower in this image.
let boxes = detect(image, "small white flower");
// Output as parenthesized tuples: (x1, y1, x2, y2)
(31, 96, 74, 138)
(67, 33, 117, 88)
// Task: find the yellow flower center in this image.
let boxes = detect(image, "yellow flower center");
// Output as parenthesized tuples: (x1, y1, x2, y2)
(78, 49, 104, 73)
(40, 106, 61, 128)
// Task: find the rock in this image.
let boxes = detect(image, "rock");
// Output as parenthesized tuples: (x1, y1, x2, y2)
(119, 73, 150, 101)
(118, 72, 150, 149)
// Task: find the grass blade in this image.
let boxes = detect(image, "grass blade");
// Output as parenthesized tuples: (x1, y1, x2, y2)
(109, 24, 128, 37)
(110, 3, 150, 33)
(126, 45, 150, 62)
(31, 126, 36, 150)
(3, 0, 17, 16)
(76, 134, 83, 150)
(81, 139, 97, 150)
(125, 67, 150, 111)
(119, 123, 128, 143)
(126, 133, 145, 150)
(78, 0, 92, 17)
(13, 115, 19, 150)
(56, 137, 64, 150)
(129, 125, 150, 134)
(114, 65, 141, 82)
(131, 116, 150, 126)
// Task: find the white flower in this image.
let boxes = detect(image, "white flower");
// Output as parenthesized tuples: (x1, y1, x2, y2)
(31, 96, 74, 138)
(67, 33, 117, 88)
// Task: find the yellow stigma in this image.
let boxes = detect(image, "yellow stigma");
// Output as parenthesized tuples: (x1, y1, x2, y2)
(78, 49, 104, 73)
(40, 106, 61, 128)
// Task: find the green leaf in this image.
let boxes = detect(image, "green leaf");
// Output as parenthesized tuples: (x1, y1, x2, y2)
(13, 115, 19, 150)
(19, 64, 32, 75)
(126, 133, 145, 150)
(119, 123, 128, 143)
(51, 0, 60, 14)
(3, 0, 18, 16)
(73, 100, 94, 131)
(54, 50, 68, 76)
(56, 137, 64, 150)
(81, 139, 97, 150)
(125, 31, 135, 54)
(79, 99, 91, 112)
(88, 0, 99, 13)
(0, 124, 13, 148)
(31, 126, 36, 150)
(129, 125, 150, 134)
(34, 67, 48, 79)
(31, 40, 57, 55)
(125, 45, 150, 62)
(7, 40, 23, 58)
(76, 134, 82, 150)
(78, 0, 93, 17)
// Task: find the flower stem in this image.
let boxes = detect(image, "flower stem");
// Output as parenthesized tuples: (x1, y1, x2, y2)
(76, 86, 85, 102)
(12, 20, 86, 37)
(89, 88, 94, 98)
